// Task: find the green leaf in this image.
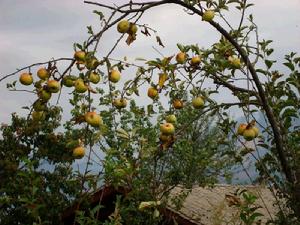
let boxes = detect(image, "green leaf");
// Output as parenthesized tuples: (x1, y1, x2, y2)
(265, 60, 275, 69)
(283, 62, 295, 71)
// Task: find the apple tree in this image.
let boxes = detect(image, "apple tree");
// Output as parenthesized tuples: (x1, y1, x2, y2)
(1, 0, 300, 224)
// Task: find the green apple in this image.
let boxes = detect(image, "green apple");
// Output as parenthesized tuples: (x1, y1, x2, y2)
(237, 123, 247, 136)
(159, 134, 172, 142)
(47, 80, 60, 93)
(113, 98, 127, 109)
(19, 73, 33, 85)
(160, 123, 175, 135)
(84, 112, 103, 127)
(202, 10, 215, 22)
(252, 126, 259, 137)
(86, 57, 99, 70)
(38, 89, 52, 102)
(165, 114, 177, 123)
(74, 51, 86, 61)
(192, 96, 205, 109)
(33, 100, 47, 112)
(74, 79, 88, 93)
(128, 23, 138, 34)
(243, 128, 256, 141)
(109, 69, 121, 83)
(228, 56, 241, 68)
(89, 72, 101, 84)
(32, 111, 46, 121)
(37, 68, 50, 80)
(117, 20, 130, 33)
(63, 76, 75, 87)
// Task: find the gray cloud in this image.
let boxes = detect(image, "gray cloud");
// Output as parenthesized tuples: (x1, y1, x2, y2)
(0, 0, 300, 123)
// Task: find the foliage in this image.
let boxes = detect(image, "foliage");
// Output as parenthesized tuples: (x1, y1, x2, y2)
(0, 0, 300, 224)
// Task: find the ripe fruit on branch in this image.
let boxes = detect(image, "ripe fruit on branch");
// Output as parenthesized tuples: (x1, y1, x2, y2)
(158, 73, 168, 88)
(109, 69, 121, 83)
(192, 96, 205, 109)
(84, 112, 103, 127)
(190, 55, 201, 66)
(37, 68, 50, 80)
(147, 87, 158, 99)
(159, 134, 172, 142)
(63, 76, 75, 87)
(117, 20, 130, 33)
(176, 52, 187, 64)
(74, 51, 86, 61)
(173, 99, 184, 109)
(19, 73, 33, 85)
(33, 100, 47, 112)
(243, 128, 256, 141)
(202, 10, 215, 22)
(73, 146, 85, 159)
(165, 114, 177, 124)
(47, 80, 60, 93)
(228, 56, 241, 68)
(89, 72, 100, 84)
(113, 98, 127, 109)
(32, 111, 46, 121)
(38, 89, 52, 102)
(128, 23, 138, 35)
(74, 79, 88, 93)
(160, 123, 175, 135)
(252, 126, 259, 137)
(237, 123, 247, 136)
(86, 57, 99, 70)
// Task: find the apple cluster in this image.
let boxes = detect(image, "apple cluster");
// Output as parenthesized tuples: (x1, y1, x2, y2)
(237, 123, 259, 141)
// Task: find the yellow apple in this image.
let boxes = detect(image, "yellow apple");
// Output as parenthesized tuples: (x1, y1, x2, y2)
(243, 128, 256, 141)
(160, 123, 175, 135)
(37, 68, 50, 80)
(117, 20, 130, 33)
(63, 76, 75, 87)
(47, 80, 60, 93)
(84, 111, 103, 127)
(173, 99, 184, 109)
(74, 51, 86, 61)
(165, 114, 177, 123)
(109, 69, 121, 83)
(86, 57, 99, 70)
(19, 73, 33, 85)
(128, 23, 138, 34)
(202, 10, 215, 22)
(74, 79, 88, 93)
(113, 98, 127, 109)
(228, 56, 241, 68)
(73, 146, 85, 159)
(32, 111, 46, 121)
(192, 96, 205, 109)
(33, 100, 47, 112)
(176, 52, 187, 64)
(190, 55, 201, 66)
(252, 126, 259, 137)
(89, 72, 100, 84)
(38, 89, 52, 102)
(158, 73, 168, 88)
(147, 87, 158, 99)
(159, 134, 172, 142)
(237, 123, 247, 136)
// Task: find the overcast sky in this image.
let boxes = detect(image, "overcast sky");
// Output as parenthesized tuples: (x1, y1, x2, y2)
(1, 0, 300, 124)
